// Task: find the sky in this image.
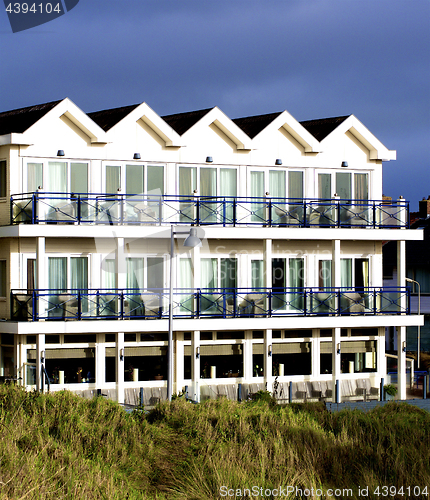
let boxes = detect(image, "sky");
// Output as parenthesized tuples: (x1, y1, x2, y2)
(0, 0, 429, 210)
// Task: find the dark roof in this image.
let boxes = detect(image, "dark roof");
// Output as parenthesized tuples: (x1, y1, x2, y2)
(0, 99, 63, 136)
(232, 112, 282, 139)
(88, 103, 140, 132)
(299, 115, 350, 141)
(162, 108, 213, 135)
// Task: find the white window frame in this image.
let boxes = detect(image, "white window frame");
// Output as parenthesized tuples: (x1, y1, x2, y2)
(103, 162, 166, 196)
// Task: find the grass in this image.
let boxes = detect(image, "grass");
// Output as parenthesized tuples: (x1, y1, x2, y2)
(0, 385, 429, 499)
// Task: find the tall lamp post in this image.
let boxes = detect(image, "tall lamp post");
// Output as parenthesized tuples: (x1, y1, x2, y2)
(168, 227, 202, 401)
(405, 277, 421, 369)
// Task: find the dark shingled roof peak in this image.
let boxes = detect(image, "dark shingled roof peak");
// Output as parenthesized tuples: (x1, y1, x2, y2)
(0, 99, 63, 136)
(87, 103, 141, 132)
(232, 111, 283, 139)
(162, 108, 214, 136)
(299, 115, 350, 141)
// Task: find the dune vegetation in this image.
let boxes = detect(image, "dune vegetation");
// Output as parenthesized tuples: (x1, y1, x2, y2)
(0, 385, 428, 499)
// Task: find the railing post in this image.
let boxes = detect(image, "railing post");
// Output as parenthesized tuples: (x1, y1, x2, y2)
(77, 292, 81, 320)
(233, 198, 237, 227)
(303, 200, 307, 227)
(32, 192, 36, 224)
(158, 196, 163, 226)
(380, 377, 384, 401)
(374, 288, 377, 315)
(335, 379, 340, 403)
(222, 197, 226, 227)
(196, 197, 200, 225)
(373, 201, 377, 228)
(77, 195, 81, 224)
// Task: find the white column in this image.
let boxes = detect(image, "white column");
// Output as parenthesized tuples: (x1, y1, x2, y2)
(377, 327, 386, 382)
(332, 239, 341, 314)
(36, 334, 45, 392)
(116, 332, 124, 404)
(397, 326, 407, 400)
(243, 330, 253, 381)
(264, 239, 272, 312)
(191, 330, 201, 402)
(115, 237, 126, 289)
(332, 327, 341, 402)
(264, 329, 273, 392)
(36, 236, 45, 319)
(397, 239, 406, 400)
(95, 333, 106, 389)
(311, 329, 320, 377)
(176, 331, 184, 395)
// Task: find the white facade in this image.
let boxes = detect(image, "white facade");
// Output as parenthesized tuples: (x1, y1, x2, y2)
(0, 98, 423, 404)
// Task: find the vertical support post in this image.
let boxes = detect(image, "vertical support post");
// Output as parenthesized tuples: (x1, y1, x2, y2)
(332, 239, 341, 314)
(264, 239, 272, 315)
(423, 376, 427, 400)
(36, 236, 45, 319)
(140, 387, 144, 407)
(380, 377, 385, 401)
(332, 327, 341, 403)
(289, 381, 292, 403)
(335, 380, 340, 403)
(175, 331, 184, 397)
(116, 332, 124, 404)
(95, 333, 105, 391)
(191, 330, 201, 403)
(264, 329, 273, 393)
(116, 237, 126, 318)
(243, 330, 252, 381)
(36, 334, 45, 392)
(238, 383, 242, 402)
(311, 329, 320, 378)
(168, 226, 175, 401)
(397, 238, 407, 401)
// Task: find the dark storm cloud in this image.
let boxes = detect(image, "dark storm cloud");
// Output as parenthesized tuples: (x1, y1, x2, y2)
(0, 0, 428, 207)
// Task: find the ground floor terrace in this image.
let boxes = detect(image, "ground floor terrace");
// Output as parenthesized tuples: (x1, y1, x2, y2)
(0, 321, 419, 403)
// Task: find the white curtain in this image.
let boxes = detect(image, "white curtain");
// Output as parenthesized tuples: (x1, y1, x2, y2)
(269, 170, 285, 199)
(47, 162, 67, 192)
(354, 173, 368, 200)
(336, 172, 352, 200)
(341, 259, 353, 288)
(179, 258, 193, 313)
(48, 257, 67, 291)
(106, 165, 120, 194)
(220, 258, 237, 289)
(251, 260, 264, 289)
(27, 163, 43, 192)
(251, 171, 264, 222)
(102, 259, 116, 289)
(71, 257, 88, 290)
(318, 173, 331, 199)
(201, 258, 218, 289)
(220, 169, 237, 222)
(126, 258, 144, 289)
(147, 165, 164, 195)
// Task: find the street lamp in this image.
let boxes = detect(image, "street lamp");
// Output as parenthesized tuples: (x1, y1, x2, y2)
(168, 227, 202, 401)
(405, 277, 421, 369)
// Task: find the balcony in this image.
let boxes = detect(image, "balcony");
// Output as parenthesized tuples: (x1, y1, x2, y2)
(10, 192, 409, 228)
(10, 286, 410, 321)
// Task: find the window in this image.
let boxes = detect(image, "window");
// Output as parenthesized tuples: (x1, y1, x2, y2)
(0, 161, 6, 198)
(26, 161, 88, 193)
(0, 260, 6, 297)
(318, 172, 368, 200)
(105, 164, 164, 195)
(179, 165, 237, 222)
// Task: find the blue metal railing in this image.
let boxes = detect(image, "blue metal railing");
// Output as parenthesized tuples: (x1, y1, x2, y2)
(10, 192, 409, 228)
(10, 286, 410, 321)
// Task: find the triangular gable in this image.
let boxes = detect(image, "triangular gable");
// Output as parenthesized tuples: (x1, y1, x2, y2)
(322, 115, 396, 161)
(247, 110, 321, 153)
(95, 102, 183, 147)
(181, 107, 252, 150)
(14, 98, 108, 145)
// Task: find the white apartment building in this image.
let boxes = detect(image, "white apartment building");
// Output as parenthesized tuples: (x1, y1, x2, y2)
(0, 98, 423, 404)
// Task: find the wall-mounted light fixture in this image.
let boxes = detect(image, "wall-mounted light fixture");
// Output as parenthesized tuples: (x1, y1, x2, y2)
(402, 341, 406, 353)
(40, 350, 45, 363)
(275, 159, 282, 166)
(341, 161, 348, 168)
(268, 345, 272, 357)
(196, 346, 200, 359)
(120, 348, 124, 361)
(57, 150, 65, 157)
(206, 156, 213, 163)
(133, 153, 141, 160)
(337, 343, 341, 354)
